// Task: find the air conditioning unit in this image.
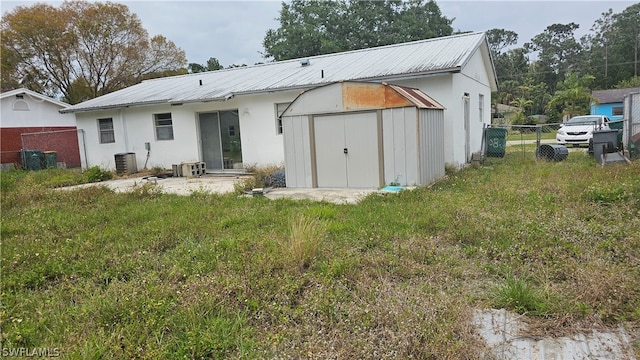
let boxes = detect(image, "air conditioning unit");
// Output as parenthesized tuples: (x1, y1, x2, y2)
(114, 152, 137, 175)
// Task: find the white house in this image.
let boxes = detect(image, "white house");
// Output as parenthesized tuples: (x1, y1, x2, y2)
(61, 32, 497, 172)
(1, 88, 81, 168)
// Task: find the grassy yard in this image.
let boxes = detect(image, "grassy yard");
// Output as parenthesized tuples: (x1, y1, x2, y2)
(1, 153, 639, 359)
(506, 129, 557, 141)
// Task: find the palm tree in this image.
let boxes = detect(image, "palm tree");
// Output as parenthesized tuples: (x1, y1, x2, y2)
(510, 97, 533, 125)
(546, 72, 598, 120)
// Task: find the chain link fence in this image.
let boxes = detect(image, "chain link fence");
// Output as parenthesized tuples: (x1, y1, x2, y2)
(484, 123, 565, 160)
(486, 117, 640, 162)
(623, 92, 640, 159)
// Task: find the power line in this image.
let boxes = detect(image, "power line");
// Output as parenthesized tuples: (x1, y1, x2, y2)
(497, 60, 638, 80)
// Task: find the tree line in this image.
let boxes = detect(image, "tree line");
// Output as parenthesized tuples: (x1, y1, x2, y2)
(0, 1, 187, 104)
(2, 0, 639, 119)
(489, 3, 640, 122)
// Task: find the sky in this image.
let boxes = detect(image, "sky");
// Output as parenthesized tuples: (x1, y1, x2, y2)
(1, 0, 637, 67)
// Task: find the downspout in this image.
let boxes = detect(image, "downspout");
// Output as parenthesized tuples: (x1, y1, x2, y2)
(120, 108, 130, 152)
(79, 129, 89, 170)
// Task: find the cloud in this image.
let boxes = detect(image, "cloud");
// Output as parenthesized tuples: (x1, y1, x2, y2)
(2, 0, 637, 67)
(123, 1, 281, 66)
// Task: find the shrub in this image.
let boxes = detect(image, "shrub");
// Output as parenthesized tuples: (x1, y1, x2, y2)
(84, 166, 113, 183)
(233, 164, 283, 193)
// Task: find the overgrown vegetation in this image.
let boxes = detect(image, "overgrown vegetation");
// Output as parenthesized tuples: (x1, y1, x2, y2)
(83, 166, 113, 183)
(233, 164, 283, 193)
(2, 151, 639, 358)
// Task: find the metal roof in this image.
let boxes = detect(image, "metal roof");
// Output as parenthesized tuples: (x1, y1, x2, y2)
(61, 32, 490, 114)
(592, 87, 640, 104)
(387, 84, 445, 109)
(1, 88, 70, 108)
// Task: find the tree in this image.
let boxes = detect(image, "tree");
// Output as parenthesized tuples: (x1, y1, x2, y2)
(263, 0, 346, 61)
(189, 57, 224, 73)
(526, 23, 583, 94)
(486, 28, 518, 57)
(614, 76, 640, 89)
(509, 97, 533, 125)
(486, 28, 531, 106)
(546, 72, 596, 120)
(1, 1, 187, 104)
(610, 4, 640, 80)
(581, 9, 615, 89)
(262, 0, 453, 61)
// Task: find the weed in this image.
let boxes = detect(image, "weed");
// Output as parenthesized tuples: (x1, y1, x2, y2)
(127, 182, 162, 199)
(1, 155, 639, 358)
(492, 274, 551, 315)
(286, 214, 324, 272)
(150, 166, 167, 175)
(233, 164, 283, 193)
(84, 166, 113, 182)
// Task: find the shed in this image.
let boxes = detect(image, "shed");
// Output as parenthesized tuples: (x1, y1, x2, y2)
(281, 81, 445, 189)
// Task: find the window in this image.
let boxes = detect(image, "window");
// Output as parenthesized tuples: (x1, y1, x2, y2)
(612, 106, 623, 116)
(274, 102, 291, 135)
(228, 125, 236, 137)
(98, 118, 115, 143)
(154, 113, 174, 140)
(479, 94, 485, 122)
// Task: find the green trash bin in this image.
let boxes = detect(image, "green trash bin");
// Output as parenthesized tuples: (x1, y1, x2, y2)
(484, 127, 508, 158)
(20, 149, 43, 170)
(43, 151, 57, 168)
(608, 120, 624, 148)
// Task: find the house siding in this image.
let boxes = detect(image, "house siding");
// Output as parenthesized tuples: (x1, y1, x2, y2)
(67, 33, 496, 171)
(75, 91, 299, 170)
(1, 91, 80, 167)
(1, 95, 75, 128)
(393, 46, 492, 167)
(591, 103, 623, 121)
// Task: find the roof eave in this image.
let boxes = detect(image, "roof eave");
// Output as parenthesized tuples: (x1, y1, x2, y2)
(61, 68, 462, 113)
(59, 99, 171, 114)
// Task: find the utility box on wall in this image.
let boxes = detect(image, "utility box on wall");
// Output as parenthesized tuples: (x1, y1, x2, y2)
(114, 152, 137, 175)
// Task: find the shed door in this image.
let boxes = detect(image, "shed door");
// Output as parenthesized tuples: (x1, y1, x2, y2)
(314, 112, 380, 188)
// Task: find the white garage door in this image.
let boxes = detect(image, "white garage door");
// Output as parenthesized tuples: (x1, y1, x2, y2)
(314, 112, 380, 188)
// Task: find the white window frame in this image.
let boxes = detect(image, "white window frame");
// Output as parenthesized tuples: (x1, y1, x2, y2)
(612, 106, 623, 116)
(98, 118, 115, 144)
(154, 113, 174, 141)
(274, 102, 291, 135)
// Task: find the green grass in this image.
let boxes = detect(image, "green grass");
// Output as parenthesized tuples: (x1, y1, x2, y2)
(2, 154, 640, 358)
(507, 129, 557, 141)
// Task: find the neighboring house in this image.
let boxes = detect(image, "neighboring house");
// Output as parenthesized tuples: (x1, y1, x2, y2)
(61, 32, 497, 172)
(491, 104, 521, 125)
(591, 87, 640, 121)
(1, 88, 81, 168)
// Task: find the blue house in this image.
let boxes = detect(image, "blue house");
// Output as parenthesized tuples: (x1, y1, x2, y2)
(591, 87, 640, 121)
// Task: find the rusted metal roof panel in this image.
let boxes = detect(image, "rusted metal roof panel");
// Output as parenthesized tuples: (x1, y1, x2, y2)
(388, 84, 445, 110)
(342, 82, 413, 110)
(282, 81, 444, 116)
(62, 32, 486, 113)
